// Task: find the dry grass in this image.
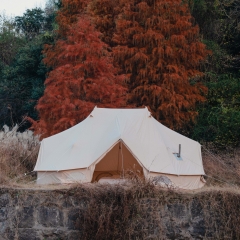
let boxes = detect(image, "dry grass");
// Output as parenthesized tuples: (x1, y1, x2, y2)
(62, 179, 240, 240)
(0, 125, 40, 185)
(67, 178, 167, 239)
(202, 145, 240, 187)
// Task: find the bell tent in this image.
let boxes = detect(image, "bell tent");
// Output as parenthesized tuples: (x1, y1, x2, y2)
(34, 107, 206, 189)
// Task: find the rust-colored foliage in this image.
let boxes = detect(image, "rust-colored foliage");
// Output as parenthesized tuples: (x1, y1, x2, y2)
(56, 0, 89, 37)
(89, 0, 124, 47)
(30, 0, 209, 137)
(112, 0, 210, 129)
(30, 15, 126, 138)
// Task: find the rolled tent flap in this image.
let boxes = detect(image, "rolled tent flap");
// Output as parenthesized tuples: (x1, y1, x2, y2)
(37, 167, 94, 184)
(35, 107, 205, 189)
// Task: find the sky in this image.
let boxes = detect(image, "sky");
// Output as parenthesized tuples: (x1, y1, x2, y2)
(0, 0, 47, 17)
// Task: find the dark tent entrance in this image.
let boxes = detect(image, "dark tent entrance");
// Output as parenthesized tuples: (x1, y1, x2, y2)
(92, 140, 143, 182)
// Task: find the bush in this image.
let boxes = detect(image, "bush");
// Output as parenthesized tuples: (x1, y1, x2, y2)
(192, 74, 240, 148)
(0, 125, 39, 184)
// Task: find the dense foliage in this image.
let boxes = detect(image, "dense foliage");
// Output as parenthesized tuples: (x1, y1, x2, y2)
(0, 4, 56, 130)
(112, 0, 209, 129)
(31, 0, 209, 136)
(30, 16, 126, 137)
(0, 0, 239, 148)
(0, 37, 47, 128)
(189, 0, 240, 147)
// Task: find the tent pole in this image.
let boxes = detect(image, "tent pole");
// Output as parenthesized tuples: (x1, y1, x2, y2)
(121, 141, 124, 178)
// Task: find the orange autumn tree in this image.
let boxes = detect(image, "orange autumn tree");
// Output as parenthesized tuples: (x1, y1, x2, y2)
(30, 16, 126, 138)
(113, 0, 209, 129)
(56, 0, 89, 37)
(90, 0, 124, 47)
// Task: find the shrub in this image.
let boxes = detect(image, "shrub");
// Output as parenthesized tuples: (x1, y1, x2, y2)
(0, 125, 39, 184)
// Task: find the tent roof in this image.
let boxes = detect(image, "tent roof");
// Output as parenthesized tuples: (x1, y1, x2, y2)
(35, 107, 205, 175)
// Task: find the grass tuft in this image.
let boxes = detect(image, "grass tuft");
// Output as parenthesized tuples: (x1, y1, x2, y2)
(0, 125, 40, 185)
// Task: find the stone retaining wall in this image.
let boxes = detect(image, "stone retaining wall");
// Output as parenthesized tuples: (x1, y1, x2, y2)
(0, 187, 239, 239)
(0, 188, 81, 239)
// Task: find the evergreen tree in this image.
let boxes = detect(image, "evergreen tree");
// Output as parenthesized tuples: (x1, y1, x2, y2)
(0, 15, 25, 66)
(15, 8, 46, 40)
(0, 8, 57, 129)
(0, 37, 48, 128)
(189, 1, 240, 147)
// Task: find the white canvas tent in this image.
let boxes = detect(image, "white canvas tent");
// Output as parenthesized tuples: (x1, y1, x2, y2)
(35, 107, 206, 189)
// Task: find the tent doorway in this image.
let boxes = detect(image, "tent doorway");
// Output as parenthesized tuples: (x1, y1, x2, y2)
(92, 141, 143, 182)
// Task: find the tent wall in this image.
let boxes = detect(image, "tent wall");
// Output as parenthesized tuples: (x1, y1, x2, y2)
(37, 170, 205, 189)
(145, 171, 205, 190)
(37, 168, 93, 184)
